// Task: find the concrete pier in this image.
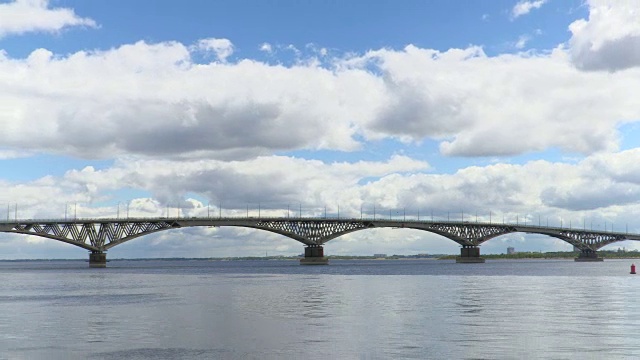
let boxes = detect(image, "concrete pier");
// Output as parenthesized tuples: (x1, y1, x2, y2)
(89, 252, 107, 268)
(456, 246, 485, 263)
(300, 245, 329, 265)
(574, 249, 603, 262)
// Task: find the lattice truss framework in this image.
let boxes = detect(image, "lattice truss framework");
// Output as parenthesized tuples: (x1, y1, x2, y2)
(256, 220, 370, 244)
(4, 219, 636, 251)
(558, 230, 627, 250)
(426, 223, 515, 245)
(11, 221, 177, 250)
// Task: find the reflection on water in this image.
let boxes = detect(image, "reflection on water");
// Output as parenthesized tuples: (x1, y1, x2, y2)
(0, 259, 639, 359)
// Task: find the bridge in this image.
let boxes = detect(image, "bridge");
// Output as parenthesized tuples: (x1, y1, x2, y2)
(1, 216, 638, 267)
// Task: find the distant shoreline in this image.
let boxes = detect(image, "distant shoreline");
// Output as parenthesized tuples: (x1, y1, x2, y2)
(0, 250, 638, 262)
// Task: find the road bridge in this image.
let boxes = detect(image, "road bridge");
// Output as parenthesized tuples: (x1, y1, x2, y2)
(0, 216, 637, 267)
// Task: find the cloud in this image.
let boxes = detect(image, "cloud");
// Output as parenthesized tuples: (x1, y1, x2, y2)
(511, 0, 548, 19)
(0, 40, 373, 159)
(195, 38, 234, 62)
(1, 38, 640, 161)
(259, 43, 273, 53)
(515, 35, 531, 49)
(352, 45, 639, 156)
(0, 0, 96, 37)
(568, 0, 640, 71)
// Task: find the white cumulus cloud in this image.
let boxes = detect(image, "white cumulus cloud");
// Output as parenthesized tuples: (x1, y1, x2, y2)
(511, 0, 548, 19)
(0, 0, 96, 37)
(568, 0, 640, 71)
(196, 38, 234, 62)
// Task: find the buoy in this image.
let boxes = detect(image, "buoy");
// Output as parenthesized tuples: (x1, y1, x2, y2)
(631, 264, 636, 274)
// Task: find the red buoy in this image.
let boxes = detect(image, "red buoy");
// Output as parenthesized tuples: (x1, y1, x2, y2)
(631, 264, 636, 274)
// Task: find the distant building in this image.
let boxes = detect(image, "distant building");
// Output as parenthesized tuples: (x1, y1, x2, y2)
(507, 247, 515, 255)
(373, 253, 387, 258)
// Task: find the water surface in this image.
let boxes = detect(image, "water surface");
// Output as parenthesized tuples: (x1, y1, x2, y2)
(0, 259, 638, 359)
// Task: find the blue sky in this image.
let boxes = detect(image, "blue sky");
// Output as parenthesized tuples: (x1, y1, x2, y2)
(1, 0, 640, 259)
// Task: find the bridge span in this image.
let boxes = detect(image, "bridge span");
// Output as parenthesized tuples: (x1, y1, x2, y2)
(0, 216, 638, 267)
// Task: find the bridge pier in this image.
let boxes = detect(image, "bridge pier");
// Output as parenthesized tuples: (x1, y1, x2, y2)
(300, 245, 329, 265)
(575, 249, 603, 262)
(456, 246, 485, 263)
(89, 251, 107, 268)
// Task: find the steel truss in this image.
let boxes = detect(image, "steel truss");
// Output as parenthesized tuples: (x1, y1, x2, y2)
(255, 219, 372, 245)
(426, 223, 516, 246)
(9, 221, 179, 251)
(1, 218, 639, 253)
(552, 230, 627, 251)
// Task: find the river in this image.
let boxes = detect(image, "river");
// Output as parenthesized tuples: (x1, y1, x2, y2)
(0, 259, 638, 359)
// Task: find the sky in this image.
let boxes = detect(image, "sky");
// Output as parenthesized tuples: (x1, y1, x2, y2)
(1, 0, 640, 259)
